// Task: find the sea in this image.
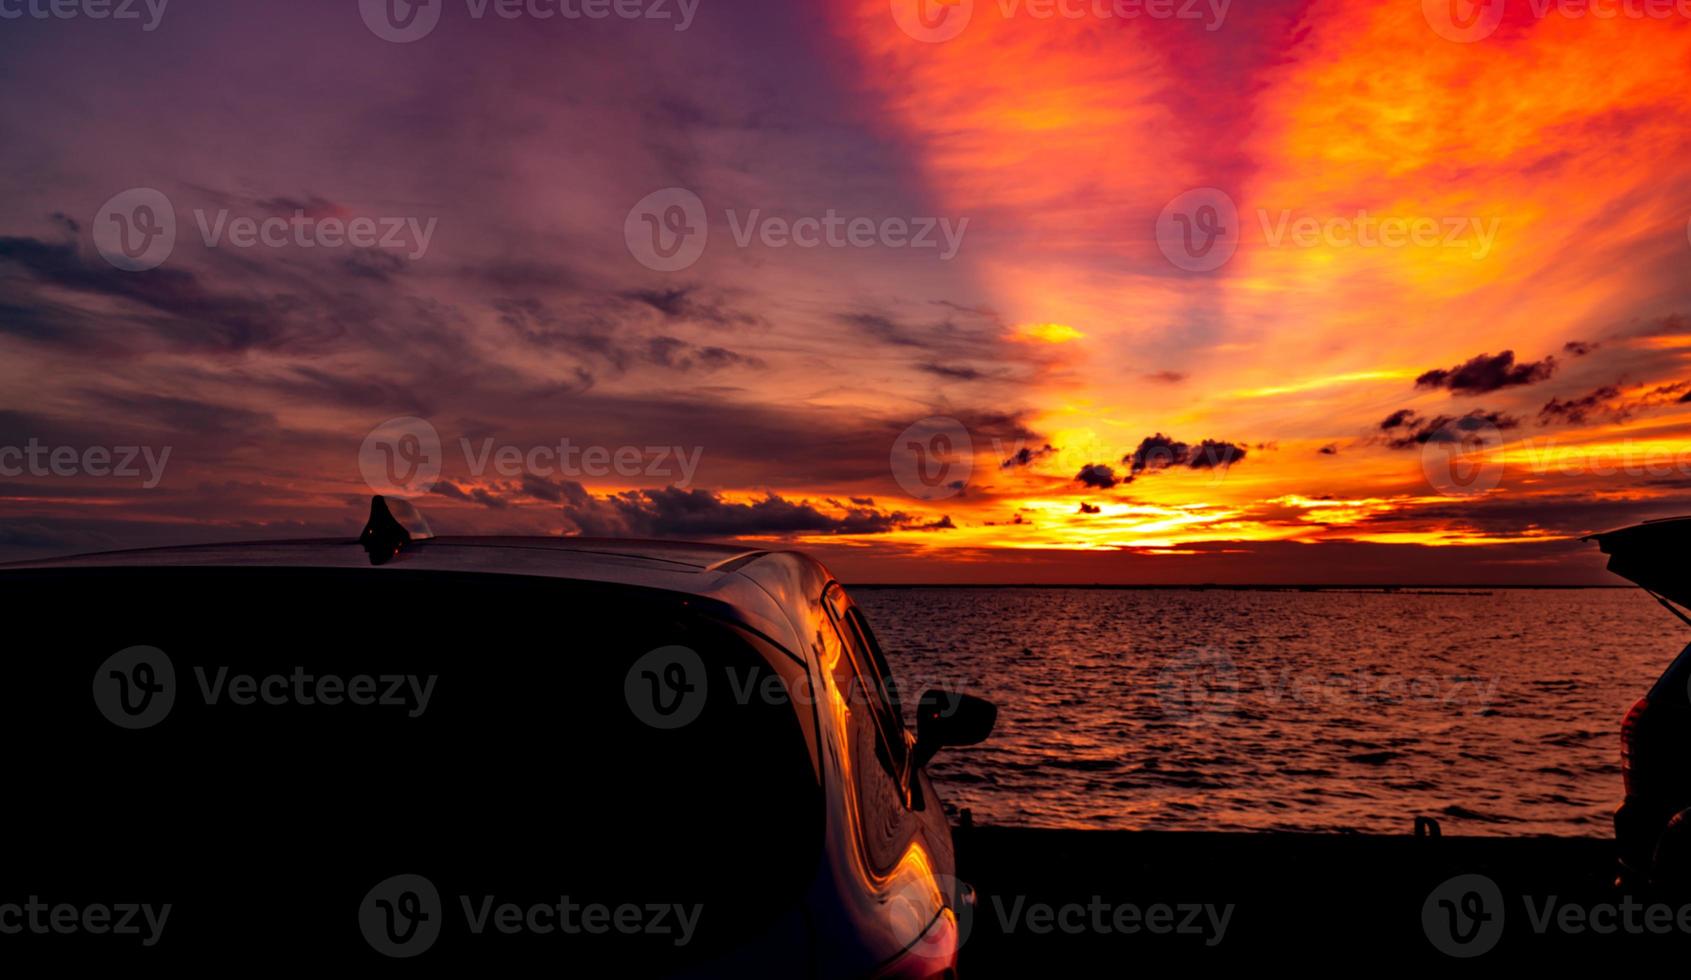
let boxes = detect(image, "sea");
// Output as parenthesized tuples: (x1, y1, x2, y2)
(852, 587, 1684, 836)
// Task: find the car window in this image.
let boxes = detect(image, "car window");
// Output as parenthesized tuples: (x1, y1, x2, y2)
(824, 584, 908, 764)
(844, 606, 905, 729)
(820, 605, 911, 868)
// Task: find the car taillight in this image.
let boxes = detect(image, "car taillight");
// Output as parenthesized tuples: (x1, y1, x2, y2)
(1622, 696, 1649, 797)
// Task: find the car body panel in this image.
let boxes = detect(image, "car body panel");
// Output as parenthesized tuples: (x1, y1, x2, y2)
(3, 535, 963, 974)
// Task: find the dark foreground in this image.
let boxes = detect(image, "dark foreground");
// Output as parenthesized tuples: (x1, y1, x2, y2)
(954, 826, 1691, 970)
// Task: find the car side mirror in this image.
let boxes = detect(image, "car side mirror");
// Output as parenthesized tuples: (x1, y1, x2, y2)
(912, 689, 996, 771)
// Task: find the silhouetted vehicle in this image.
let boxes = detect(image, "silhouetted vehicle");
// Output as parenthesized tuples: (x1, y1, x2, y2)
(0, 498, 995, 973)
(1589, 518, 1691, 889)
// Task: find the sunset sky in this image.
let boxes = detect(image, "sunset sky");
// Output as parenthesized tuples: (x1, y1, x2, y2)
(3, 0, 1691, 582)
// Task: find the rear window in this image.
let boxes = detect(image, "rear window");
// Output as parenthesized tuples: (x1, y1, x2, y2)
(4, 566, 822, 967)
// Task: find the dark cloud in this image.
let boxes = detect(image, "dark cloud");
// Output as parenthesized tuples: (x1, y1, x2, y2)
(1538, 385, 1623, 426)
(1380, 409, 1418, 431)
(834, 309, 1004, 360)
(621, 286, 763, 329)
(645, 335, 765, 372)
(0, 235, 319, 353)
(1001, 444, 1057, 469)
(1126, 433, 1188, 473)
(1538, 381, 1690, 426)
(838, 312, 927, 348)
(1124, 433, 1248, 473)
(557, 484, 942, 538)
(1318, 443, 1339, 455)
(1563, 340, 1598, 357)
(339, 249, 408, 283)
(520, 472, 565, 503)
(494, 297, 764, 375)
(428, 480, 509, 509)
(1381, 409, 1522, 449)
(920, 362, 984, 381)
(1077, 502, 1101, 514)
(79, 391, 277, 439)
(253, 195, 341, 216)
(1074, 464, 1121, 489)
(1353, 492, 1687, 539)
(1186, 439, 1248, 469)
(1415, 350, 1557, 395)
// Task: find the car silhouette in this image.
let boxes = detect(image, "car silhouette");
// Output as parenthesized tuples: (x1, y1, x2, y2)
(0, 497, 995, 972)
(1588, 518, 1691, 890)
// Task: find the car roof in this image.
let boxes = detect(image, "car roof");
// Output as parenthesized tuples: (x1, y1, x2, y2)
(0, 536, 770, 593)
(0, 534, 838, 667)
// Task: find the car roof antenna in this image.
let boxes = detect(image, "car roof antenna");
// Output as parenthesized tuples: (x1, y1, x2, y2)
(359, 495, 412, 566)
